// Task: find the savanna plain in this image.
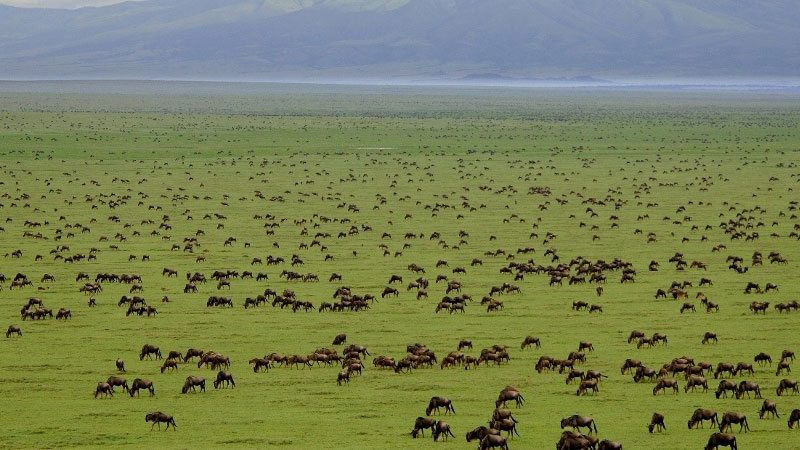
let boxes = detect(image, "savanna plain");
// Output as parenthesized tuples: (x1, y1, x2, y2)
(1, 84, 799, 449)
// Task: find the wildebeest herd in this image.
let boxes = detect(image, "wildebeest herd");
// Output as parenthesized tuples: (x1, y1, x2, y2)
(2, 98, 800, 449)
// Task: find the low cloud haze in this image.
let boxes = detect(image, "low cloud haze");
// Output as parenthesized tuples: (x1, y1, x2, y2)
(0, 0, 137, 8)
(0, 0, 798, 83)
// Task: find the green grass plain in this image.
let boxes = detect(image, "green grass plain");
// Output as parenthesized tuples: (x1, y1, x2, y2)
(1, 85, 800, 449)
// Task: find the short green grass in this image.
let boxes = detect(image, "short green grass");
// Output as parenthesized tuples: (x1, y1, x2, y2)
(1, 86, 800, 449)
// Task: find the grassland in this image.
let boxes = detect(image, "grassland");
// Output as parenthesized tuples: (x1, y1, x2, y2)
(1, 84, 800, 449)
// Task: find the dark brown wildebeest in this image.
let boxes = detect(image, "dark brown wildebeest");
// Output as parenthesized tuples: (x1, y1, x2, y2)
(381, 287, 399, 298)
(249, 358, 271, 373)
(685, 376, 709, 393)
(492, 409, 518, 424)
(129, 378, 155, 397)
(736, 381, 761, 399)
(633, 366, 657, 383)
(577, 379, 599, 396)
(689, 409, 719, 429)
(653, 379, 679, 395)
(733, 362, 754, 376)
(703, 332, 718, 344)
(578, 341, 594, 352)
(628, 330, 645, 343)
(107, 376, 129, 393)
(95, 382, 114, 398)
(336, 370, 350, 386)
(776, 360, 792, 375)
(789, 409, 800, 429)
(572, 300, 588, 311)
(478, 434, 508, 450)
(166, 351, 182, 361)
(145, 412, 176, 431)
(431, 421, 456, 441)
(704, 433, 737, 450)
(621, 358, 643, 374)
(561, 415, 598, 434)
(598, 440, 623, 450)
(213, 371, 235, 388)
(116, 359, 125, 372)
(183, 348, 204, 362)
(749, 301, 769, 314)
(495, 389, 524, 408)
(140, 344, 162, 360)
(714, 362, 735, 379)
(777, 378, 799, 396)
(489, 418, 519, 438)
(716, 380, 737, 399)
(521, 335, 540, 349)
(458, 339, 473, 351)
(466, 426, 500, 442)
(719, 412, 749, 433)
(759, 399, 779, 419)
(648, 412, 666, 433)
(782, 349, 796, 362)
(161, 359, 178, 373)
(754, 352, 772, 366)
(411, 416, 436, 438)
(680, 302, 695, 313)
(6, 325, 21, 338)
(426, 396, 455, 415)
(181, 376, 205, 394)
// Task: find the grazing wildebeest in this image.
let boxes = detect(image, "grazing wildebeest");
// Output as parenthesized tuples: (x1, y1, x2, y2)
(685, 376, 709, 393)
(653, 379, 679, 395)
(648, 412, 665, 433)
(789, 409, 800, 429)
(704, 433, 737, 450)
(576, 379, 599, 396)
(489, 418, 519, 438)
(145, 412, 176, 431)
(736, 381, 761, 399)
(478, 434, 508, 450)
(161, 359, 178, 373)
(213, 371, 235, 388)
(6, 325, 21, 338)
(183, 348, 204, 362)
(466, 426, 500, 442)
(95, 382, 114, 398)
(458, 339, 473, 351)
(598, 440, 623, 450)
(521, 335, 540, 349)
(107, 376, 129, 393)
(716, 380, 737, 399)
(495, 389, 524, 408)
(181, 376, 206, 394)
(426, 397, 455, 415)
(621, 358, 642, 374)
(777, 378, 799, 396)
(129, 378, 155, 397)
(759, 399, 779, 419)
(432, 421, 455, 441)
(140, 344, 162, 360)
(776, 360, 792, 375)
(719, 412, 749, 433)
(702, 332, 718, 344)
(754, 352, 772, 366)
(561, 415, 598, 434)
(689, 409, 719, 429)
(411, 416, 436, 438)
(627, 330, 645, 343)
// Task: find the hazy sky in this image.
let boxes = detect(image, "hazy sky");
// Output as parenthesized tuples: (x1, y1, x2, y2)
(0, 0, 139, 8)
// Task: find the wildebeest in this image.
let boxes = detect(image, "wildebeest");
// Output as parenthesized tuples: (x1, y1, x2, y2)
(653, 379, 679, 395)
(777, 378, 799, 396)
(759, 399, 779, 419)
(702, 332, 718, 344)
(106, 376, 129, 393)
(521, 335, 540, 349)
(719, 412, 750, 433)
(213, 371, 235, 388)
(431, 421, 455, 441)
(716, 380, 737, 399)
(129, 378, 155, 397)
(145, 412, 176, 431)
(495, 389, 524, 408)
(95, 382, 113, 398)
(648, 412, 665, 433)
(411, 416, 436, 438)
(140, 344, 162, 360)
(735, 381, 761, 399)
(6, 325, 21, 338)
(116, 358, 125, 372)
(789, 409, 800, 429)
(466, 426, 500, 442)
(704, 433, 737, 450)
(561, 415, 597, 434)
(689, 409, 719, 429)
(426, 396, 454, 415)
(478, 434, 508, 450)
(181, 376, 206, 394)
